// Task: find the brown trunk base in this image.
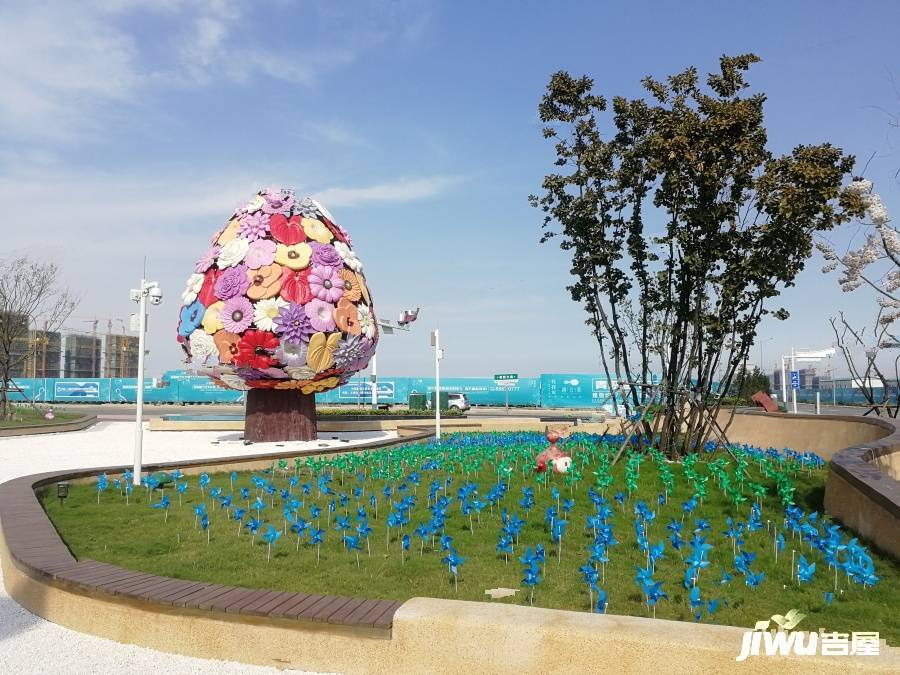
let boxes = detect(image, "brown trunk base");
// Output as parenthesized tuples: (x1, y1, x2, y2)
(244, 388, 317, 442)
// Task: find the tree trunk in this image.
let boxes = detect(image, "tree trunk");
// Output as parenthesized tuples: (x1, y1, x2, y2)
(244, 388, 317, 442)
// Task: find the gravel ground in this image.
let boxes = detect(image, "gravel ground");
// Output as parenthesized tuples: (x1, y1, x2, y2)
(0, 421, 390, 674)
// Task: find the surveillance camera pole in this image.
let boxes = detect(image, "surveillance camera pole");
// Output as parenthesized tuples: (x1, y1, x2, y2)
(431, 329, 442, 439)
(130, 279, 159, 486)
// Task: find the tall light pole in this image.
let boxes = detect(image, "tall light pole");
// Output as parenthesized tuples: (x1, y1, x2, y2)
(431, 329, 443, 439)
(129, 279, 162, 486)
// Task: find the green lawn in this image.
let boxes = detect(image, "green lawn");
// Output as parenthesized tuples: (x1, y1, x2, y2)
(41, 433, 900, 644)
(0, 407, 80, 428)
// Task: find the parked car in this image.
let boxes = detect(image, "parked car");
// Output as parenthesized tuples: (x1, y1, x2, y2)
(426, 392, 470, 412)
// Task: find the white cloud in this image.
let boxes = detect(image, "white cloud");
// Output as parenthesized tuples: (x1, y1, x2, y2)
(314, 176, 459, 207)
(0, 3, 139, 141)
(0, 0, 431, 143)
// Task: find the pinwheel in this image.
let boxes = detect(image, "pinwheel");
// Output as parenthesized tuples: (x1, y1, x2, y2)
(356, 519, 373, 556)
(262, 524, 282, 562)
(613, 492, 626, 510)
(579, 563, 600, 611)
(245, 516, 262, 543)
(648, 540, 665, 572)
(199, 473, 210, 498)
(151, 494, 171, 521)
(96, 473, 109, 504)
(201, 512, 210, 544)
(401, 534, 410, 564)
(595, 589, 608, 614)
(521, 561, 541, 606)
(640, 579, 668, 617)
(344, 534, 363, 566)
(796, 555, 816, 584)
(308, 526, 324, 565)
(442, 548, 465, 593)
(689, 585, 703, 621)
(551, 519, 568, 562)
(719, 569, 732, 586)
(233, 507, 247, 535)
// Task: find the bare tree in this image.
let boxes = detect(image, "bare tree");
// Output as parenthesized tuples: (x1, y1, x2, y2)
(0, 257, 78, 418)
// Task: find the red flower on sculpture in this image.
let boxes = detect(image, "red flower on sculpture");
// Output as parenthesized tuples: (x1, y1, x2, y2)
(234, 330, 280, 369)
(281, 268, 312, 304)
(269, 213, 306, 245)
(198, 268, 222, 306)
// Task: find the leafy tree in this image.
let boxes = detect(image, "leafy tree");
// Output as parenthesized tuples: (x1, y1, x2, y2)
(726, 365, 770, 403)
(531, 54, 854, 456)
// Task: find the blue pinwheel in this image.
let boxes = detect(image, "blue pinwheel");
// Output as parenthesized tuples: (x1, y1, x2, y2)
(309, 527, 324, 565)
(689, 585, 703, 621)
(442, 548, 465, 593)
(261, 524, 282, 562)
(198, 473, 210, 497)
(96, 473, 109, 504)
(579, 563, 600, 611)
(151, 495, 171, 521)
(595, 589, 608, 614)
(401, 534, 410, 563)
(521, 562, 541, 606)
(745, 571, 765, 588)
(796, 555, 816, 584)
(344, 534, 363, 566)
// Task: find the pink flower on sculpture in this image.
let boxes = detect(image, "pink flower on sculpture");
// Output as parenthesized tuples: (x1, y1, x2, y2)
(221, 296, 253, 333)
(305, 298, 336, 332)
(310, 242, 343, 269)
(244, 238, 277, 268)
(308, 265, 344, 303)
(214, 264, 250, 299)
(194, 245, 220, 273)
(262, 188, 294, 214)
(238, 212, 270, 241)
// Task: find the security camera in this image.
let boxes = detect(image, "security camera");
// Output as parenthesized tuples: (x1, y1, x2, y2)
(148, 286, 163, 305)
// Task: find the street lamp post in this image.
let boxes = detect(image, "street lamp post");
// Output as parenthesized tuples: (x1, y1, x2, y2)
(129, 279, 162, 486)
(431, 329, 443, 440)
(372, 308, 419, 410)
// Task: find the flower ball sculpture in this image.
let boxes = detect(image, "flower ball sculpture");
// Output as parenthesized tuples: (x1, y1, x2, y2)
(176, 188, 377, 441)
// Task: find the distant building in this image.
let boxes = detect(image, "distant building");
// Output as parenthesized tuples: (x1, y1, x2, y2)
(64, 334, 102, 378)
(104, 334, 139, 377)
(1, 312, 61, 378)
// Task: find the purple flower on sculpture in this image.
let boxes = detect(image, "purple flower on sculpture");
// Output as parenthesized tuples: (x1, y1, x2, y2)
(310, 242, 343, 269)
(221, 296, 253, 333)
(274, 303, 315, 343)
(262, 188, 294, 214)
(214, 264, 250, 299)
(238, 212, 270, 241)
(275, 340, 308, 367)
(194, 245, 220, 273)
(305, 298, 336, 332)
(244, 239, 277, 268)
(332, 335, 374, 370)
(308, 265, 344, 303)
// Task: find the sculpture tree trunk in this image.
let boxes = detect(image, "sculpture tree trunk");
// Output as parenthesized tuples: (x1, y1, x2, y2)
(244, 389, 317, 442)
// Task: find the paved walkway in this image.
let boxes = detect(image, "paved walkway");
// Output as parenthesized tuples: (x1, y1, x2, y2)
(0, 421, 381, 673)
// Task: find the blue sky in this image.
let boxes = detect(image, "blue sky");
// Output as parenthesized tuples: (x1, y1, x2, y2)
(1, 0, 899, 380)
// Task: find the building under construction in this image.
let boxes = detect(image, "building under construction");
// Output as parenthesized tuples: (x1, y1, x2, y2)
(2, 312, 62, 378)
(104, 334, 139, 378)
(64, 334, 102, 378)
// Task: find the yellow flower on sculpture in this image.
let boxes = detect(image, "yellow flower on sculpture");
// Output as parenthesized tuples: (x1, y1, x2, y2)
(202, 301, 224, 334)
(302, 217, 333, 243)
(301, 376, 339, 394)
(274, 242, 312, 270)
(216, 219, 241, 245)
(306, 331, 341, 372)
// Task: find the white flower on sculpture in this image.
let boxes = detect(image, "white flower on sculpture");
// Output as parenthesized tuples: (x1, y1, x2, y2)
(188, 329, 217, 363)
(334, 241, 363, 273)
(181, 273, 204, 304)
(357, 303, 375, 339)
(217, 237, 250, 268)
(253, 297, 288, 332)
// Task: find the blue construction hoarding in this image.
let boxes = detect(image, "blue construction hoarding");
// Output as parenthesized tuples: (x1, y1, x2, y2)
(8, 370, 657, 409)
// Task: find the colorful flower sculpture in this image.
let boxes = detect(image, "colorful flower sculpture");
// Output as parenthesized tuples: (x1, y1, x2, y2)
(177, 188, 377, 394)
